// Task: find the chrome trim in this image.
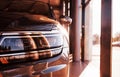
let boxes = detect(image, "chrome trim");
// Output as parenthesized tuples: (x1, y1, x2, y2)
(1, 30, 59, 35)
(0, 33, 62, 45)
(0, 47, 62, 57)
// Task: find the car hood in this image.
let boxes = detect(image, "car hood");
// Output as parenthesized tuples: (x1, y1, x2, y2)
(0, 13, 58, 31)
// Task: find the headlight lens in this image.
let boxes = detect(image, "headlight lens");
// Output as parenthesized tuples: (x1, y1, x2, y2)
(0, 33, 63, 53)
(41, 34, 63, 48)
(0, 33, 64, 65)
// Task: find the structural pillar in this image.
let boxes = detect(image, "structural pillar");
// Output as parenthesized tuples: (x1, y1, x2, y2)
(70, 0, 81, 61)
(84, 1, 92, 61)
(81, 0, 92, 62)
(100, 0, 112, 77)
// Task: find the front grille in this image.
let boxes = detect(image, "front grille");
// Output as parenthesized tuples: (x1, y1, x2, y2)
(0, 32, 63, 65)
(0, 47, 62, 65)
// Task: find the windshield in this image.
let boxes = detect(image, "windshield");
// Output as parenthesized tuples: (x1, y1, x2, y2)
(0, 0, 57, 31)
(0, 0, 52, 18)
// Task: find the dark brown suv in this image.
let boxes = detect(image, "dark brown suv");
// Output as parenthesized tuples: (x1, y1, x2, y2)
(0, 0, 69, 77)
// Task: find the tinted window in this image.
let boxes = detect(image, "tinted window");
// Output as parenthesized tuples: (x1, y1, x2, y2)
(6, 1, 34, 12)
(0, 1, 51, 17)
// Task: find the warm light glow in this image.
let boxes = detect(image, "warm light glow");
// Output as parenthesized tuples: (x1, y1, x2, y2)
(80, 62, 100, 77)
(112, 0, 120, 37)
(91, 0, 101, 35)
(92, 0, 120, 37)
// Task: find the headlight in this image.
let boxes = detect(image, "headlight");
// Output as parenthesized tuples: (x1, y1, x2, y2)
(0, 33, 64, 65)
(0, 33, 63, 53)
(41, 34, 63, 48)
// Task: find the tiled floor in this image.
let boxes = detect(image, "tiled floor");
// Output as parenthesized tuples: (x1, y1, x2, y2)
(69, 56, 100, 77)
(79, 56, 100, 77)
(69, 61, 89, 77)
(69, 45, 100, 77)
(69, 45, 120, 77)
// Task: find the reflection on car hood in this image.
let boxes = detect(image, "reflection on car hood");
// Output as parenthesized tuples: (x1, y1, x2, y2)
(25, 14, 58, 24)
(0, 13, 58, 31)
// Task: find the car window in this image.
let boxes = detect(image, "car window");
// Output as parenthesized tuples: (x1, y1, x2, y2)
(0, 0, 56, 31)
(30, 1, 50, 16)
(0, 0, 52, 17)
(0, 1, 11, 11)
(6, 1, 34, 12)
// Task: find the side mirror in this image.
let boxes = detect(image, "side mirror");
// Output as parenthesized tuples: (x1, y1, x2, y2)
(59, 15, 72, 25)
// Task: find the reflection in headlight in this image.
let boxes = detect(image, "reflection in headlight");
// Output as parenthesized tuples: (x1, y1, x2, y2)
(0, 33, 63, 53)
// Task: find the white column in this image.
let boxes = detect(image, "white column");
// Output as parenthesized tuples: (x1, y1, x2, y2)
(84, 1, 92, 61)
